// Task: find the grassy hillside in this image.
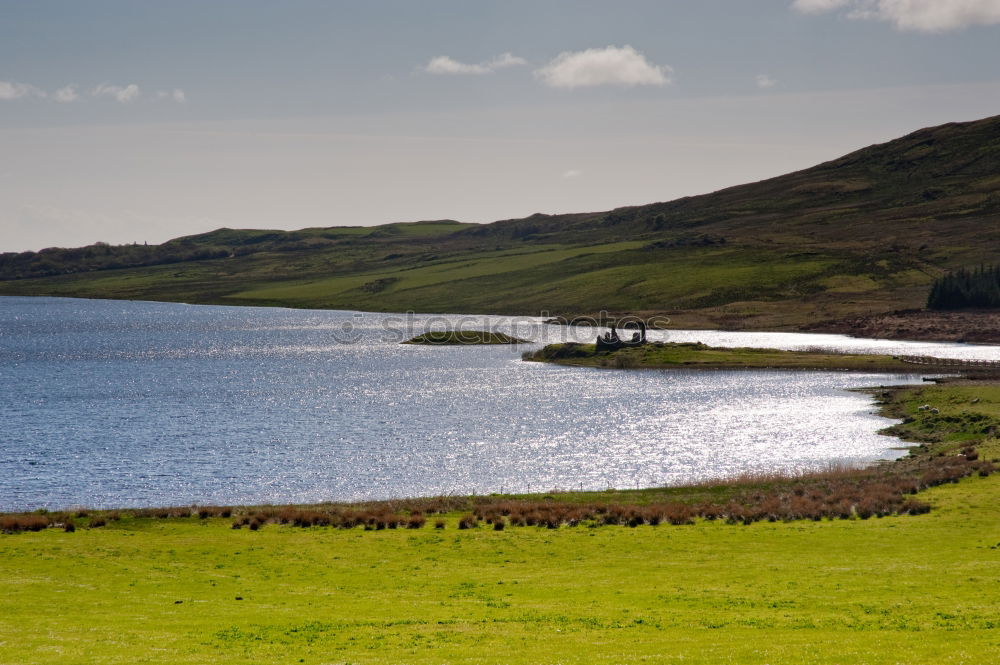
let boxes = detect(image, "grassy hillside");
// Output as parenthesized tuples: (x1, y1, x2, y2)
(3, 115, 1000, 329)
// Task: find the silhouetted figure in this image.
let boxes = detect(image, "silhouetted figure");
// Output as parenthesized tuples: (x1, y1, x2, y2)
(596, 320, 647, 352)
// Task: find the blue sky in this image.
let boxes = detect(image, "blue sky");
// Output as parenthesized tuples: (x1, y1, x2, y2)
(2, 0, 1000, 250)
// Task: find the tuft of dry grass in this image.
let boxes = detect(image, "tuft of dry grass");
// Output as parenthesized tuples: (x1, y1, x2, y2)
(1, 442, 989, 535)
(459, 451, 983, 529)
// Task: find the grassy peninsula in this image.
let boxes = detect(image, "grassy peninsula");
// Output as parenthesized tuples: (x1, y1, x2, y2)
(525, 340, 940, 371)
(3, 115, 1000, 337)
(403, 330, 529, 345)
(3, 379, 1000, 664)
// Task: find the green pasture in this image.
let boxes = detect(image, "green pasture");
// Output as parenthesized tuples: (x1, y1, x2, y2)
(2, 472, 998, 665)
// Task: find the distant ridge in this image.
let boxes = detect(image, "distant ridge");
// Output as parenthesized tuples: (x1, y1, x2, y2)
(2, 114, 999, 332)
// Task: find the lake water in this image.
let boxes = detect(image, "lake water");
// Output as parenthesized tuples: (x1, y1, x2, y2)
(3, 296, 998, 512)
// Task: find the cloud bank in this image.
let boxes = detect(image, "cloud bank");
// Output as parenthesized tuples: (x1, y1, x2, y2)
(0, 80, 186, 104)
(792, 0, 1000, 32)
(53, 85, 79, 103)
(0, 80, 45, 100)
(535, 45, 671, 89)
(92, 83, 141, 103)
(425, 52, 527, 75)
(157, 88, 187, 103)
(756, 74, 778, 89)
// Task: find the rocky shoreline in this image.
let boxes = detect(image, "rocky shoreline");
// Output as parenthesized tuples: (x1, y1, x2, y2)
(802, 309, 1000, 345)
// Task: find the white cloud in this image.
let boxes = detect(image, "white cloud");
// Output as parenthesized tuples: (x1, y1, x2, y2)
(488, 52, 528, 69)
(535, 45, 671, 89)
(53, 85, 79, 103)
(426, 56, 489, 75)
(424, 52, 528, 75)
(0, 80, 45, 100)
(792, 0, 1000, 32)
(562, 169, 583, 179)
(2, 80, 185, 105)
(157, 88, 187, 103)
(92, 82, 141, 103)
(792, 0, 852, 12)
(756, 74, 777, 89)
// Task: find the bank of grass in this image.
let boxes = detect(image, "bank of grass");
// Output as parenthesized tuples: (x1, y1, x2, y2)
(402, 330, 529, 345)
(3, 381, 1000, 664)
(524, 340, 929, 371)
(878, 381, 1000, 450)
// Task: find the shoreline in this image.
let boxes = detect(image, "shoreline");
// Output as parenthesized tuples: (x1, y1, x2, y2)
(7, 294, 1000, 347)
(521, 341, 997, 374)
(4, 377, 993, 519)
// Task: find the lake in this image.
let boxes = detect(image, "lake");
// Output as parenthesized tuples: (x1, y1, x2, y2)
(2, 296, 998, 511)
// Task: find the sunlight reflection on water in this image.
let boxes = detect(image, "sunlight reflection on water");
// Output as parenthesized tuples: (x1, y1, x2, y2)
(2, 296, 997, 510)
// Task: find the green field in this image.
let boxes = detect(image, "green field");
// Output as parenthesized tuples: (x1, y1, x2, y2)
(3, 381, 1000, 665)
(2, 475, 997, 664)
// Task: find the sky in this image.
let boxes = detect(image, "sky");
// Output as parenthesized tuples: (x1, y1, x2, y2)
(2, 0, 1000, 252)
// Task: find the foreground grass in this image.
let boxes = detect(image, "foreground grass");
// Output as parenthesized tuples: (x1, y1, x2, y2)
(2, 478, 998, 664)
(3, 381, 1000, 664)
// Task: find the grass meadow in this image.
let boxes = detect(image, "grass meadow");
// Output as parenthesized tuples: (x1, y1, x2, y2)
(1, 473, 998, 664)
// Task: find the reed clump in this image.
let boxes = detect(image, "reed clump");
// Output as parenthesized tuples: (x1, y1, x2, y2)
(0, 444, 988, 535)
(461, 450, 984, 528)
(0, 514, 51, 533)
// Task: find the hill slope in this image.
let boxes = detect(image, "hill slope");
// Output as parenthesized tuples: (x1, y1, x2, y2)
(2, 114, 1000, 330)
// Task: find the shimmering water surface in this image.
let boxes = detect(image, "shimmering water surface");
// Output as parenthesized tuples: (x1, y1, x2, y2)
(3, 296, 998, 511)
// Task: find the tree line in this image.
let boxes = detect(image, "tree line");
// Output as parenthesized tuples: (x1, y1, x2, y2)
(927, 264, 1000, 310)
(0, 241, 231, 280)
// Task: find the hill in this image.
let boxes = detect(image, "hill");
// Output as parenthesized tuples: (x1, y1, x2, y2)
(3, 114, 1000, 332)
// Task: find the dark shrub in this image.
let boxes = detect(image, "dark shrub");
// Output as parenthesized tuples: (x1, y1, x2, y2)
(900, 499, 931, 515)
